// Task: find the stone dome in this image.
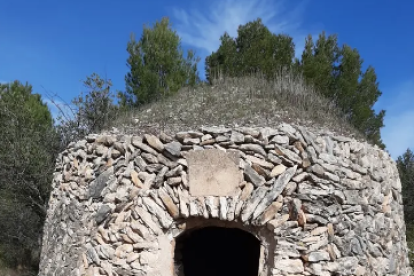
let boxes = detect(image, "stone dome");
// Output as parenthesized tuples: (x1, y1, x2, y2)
(39, 124, 412, 276)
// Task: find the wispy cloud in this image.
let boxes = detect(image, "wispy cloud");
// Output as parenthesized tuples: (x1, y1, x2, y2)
(378, 80, 414, 158)
(0, 80, 7, 84)
(172, 0, 309, 57)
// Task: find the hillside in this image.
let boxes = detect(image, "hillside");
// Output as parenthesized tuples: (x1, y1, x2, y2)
(107, 75, 365, 143)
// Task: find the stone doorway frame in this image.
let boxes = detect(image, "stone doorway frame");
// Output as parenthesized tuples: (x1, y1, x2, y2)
(169, 218, 276, 276)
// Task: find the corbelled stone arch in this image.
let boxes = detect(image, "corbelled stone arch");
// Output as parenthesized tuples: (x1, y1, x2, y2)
(166, 216, 276, 276)
(172, 220, 263, 276)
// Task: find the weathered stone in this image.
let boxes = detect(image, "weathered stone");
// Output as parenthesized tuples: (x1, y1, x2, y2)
(142, 152, 158, 164)
(243, 163, 266, 187)
(88, 167, 114, 198)
(154, 166, 168, 188)
(183, 137, 201, 145)
(311, 226, 328, 236)
(343, 190, 361, 205)
(126, 227, 143, 243)
(201, 126, 230, 134)
(126, 253, 140, 263)
(158, 188, 180, 219)
(304, 251, 330, 262)
(241, 186, 268, 222)
(96, 135, 117, 146)
(132, 140, 158, 155)
(282, 181, 297, 196)
(167, 176, 182, 186)
(246, 155, 274, 169)
(219, 197, 227, 220)
(230, 131, 244, 143)
(311, 164, 325, 176)
(188, 149, 242, 196)
(274, 258, 304, 274)
(140, 251, 157, 266)
(189, 199, 199, 217)
(251, 166, 297, 220)
(235, 127, 260, 137)
(297, 209, 306, 227)
(289, 198, 302, 221)
(178, 190, 189, 218)
(142, 197, 172, 228)
(267, 152, 282, 165)
(271, 135, 289, 144)
(165, 165, 183, 178)
(86, 245, 101, 265)
(95, 205, 111, 224)
(164, 141, 182, 157)
(274, 146, 302, 164)
(270, 164, 286, 177)
(143, 173, 156, 188)
(144, 134, 164, 152)
(327, 243, 341, 260)
(257, 201, 282, 225)
(134, 156, 148, 171)
(134, 206, 163, 235)
(111, 149, 122, 159)
(240, 144, 266, 157)
(251, 164, 268, 178)
(205, 196, 219, 218)
(131, 170, 143, 188)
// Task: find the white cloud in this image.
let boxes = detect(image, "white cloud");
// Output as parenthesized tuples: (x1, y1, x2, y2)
(379, 80, 414, 158)
(172, 0, 309, 57)
(0, 80, 8, 84)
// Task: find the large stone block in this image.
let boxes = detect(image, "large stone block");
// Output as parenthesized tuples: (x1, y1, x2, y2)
(187, 149, 242, 196)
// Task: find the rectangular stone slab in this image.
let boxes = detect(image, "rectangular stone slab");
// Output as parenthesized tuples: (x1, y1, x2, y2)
(187, 149, 242, 196)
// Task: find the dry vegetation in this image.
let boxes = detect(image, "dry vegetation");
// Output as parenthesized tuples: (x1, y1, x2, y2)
(407, 224, 414, 270)
(107, 73, 365, 141)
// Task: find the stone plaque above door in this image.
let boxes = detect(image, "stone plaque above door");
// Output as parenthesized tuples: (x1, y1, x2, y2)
(187, 149, 242, 196)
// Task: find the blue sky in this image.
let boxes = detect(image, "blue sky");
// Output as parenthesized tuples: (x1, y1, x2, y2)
(1, 0, 413, 158)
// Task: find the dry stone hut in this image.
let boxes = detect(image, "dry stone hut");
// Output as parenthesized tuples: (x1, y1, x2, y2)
(39, 124, 412, 276)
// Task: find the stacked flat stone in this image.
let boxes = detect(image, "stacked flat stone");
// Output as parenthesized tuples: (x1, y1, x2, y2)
(39, 123, 412, 276)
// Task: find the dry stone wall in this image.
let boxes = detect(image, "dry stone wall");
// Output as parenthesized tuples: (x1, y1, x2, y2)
(39, 124, 412, 276)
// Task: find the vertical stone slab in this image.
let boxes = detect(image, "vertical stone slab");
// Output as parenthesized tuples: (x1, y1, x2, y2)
(157, 236, 174, 276)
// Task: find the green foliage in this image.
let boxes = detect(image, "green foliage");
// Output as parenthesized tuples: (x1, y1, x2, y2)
(207, 21, 385, 147)
(406, 223, 414, 272)
(300, 32, 338, 98)
(300, 32, 385, 147)
(205, 18, 295, 82)
(56, 73, 117, 146)
(397, 148, 414, 271)
(123, 17, 200, 106)
(397, 148, 414, 222)
(0, 81, 59, 271)
(74, 73, 116, 133)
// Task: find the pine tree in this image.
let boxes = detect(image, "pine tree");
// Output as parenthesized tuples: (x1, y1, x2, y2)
(300, 32, 385, 148)
(205, 32, 237, 81)
(353, 66, 385, 147)
(335, 44, 362, 118)
(123, 17, 199, 106)
(301, 32, 339, 98)
(235, 18, 274, 76)
(205, 18, 295, 83)
(0, 81, 59, 269)
(397, 148, 414, 222)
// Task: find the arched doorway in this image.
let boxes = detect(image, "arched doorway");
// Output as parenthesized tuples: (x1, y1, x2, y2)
(174, 226, 261, 276)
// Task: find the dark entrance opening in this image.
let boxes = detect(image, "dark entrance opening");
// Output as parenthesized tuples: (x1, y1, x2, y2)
(174, 226, 260, 276)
